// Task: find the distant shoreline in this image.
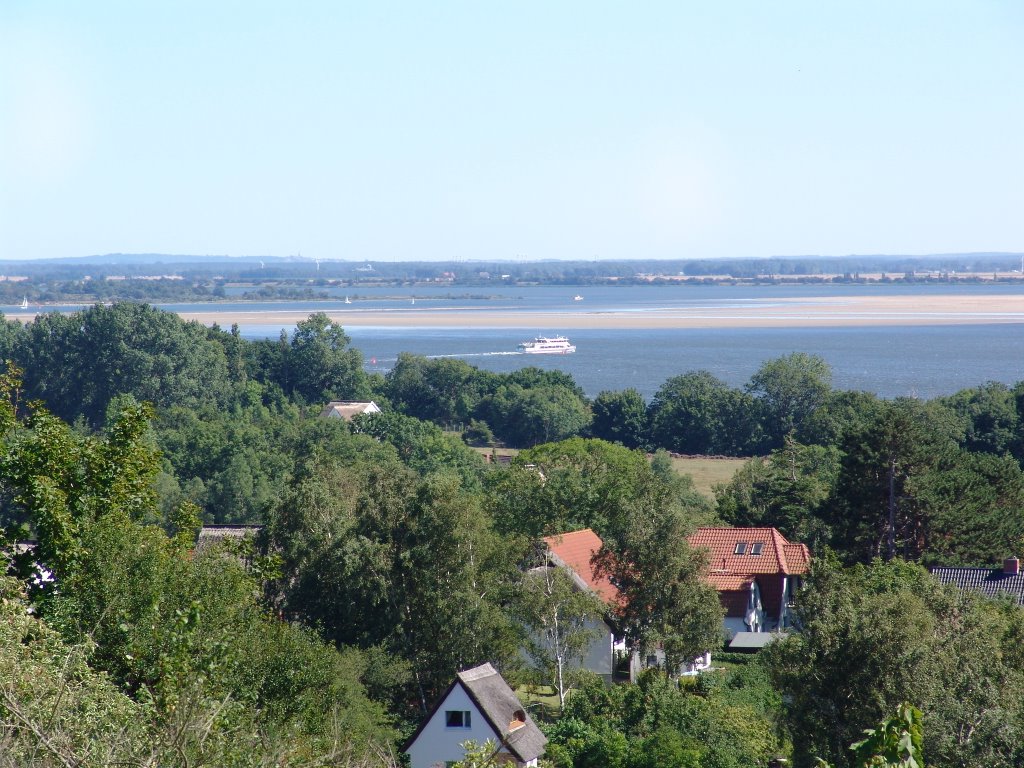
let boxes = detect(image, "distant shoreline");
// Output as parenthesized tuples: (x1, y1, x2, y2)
(164, 294, 1024, 329)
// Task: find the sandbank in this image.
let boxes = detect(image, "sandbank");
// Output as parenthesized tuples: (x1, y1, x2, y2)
(168, 294, 1024, 330)
(7, 294, 1024, 330)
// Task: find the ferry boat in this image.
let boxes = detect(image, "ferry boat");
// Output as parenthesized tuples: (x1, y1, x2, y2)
(517, 335, 576, 354)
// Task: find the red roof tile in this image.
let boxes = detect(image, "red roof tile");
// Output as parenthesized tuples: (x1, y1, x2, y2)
(543, 528, 620, 606)
(687, 527, 811, 579)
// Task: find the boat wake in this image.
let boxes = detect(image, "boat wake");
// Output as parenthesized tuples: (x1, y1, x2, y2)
(425, 351, 522, 359)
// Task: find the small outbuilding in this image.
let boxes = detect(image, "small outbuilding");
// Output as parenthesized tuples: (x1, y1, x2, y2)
(318, 400, 382, 421)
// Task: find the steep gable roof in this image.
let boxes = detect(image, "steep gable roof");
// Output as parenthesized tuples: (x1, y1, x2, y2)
(929, 566, 1024, 605)
(402, 663, 546, 763)
(543, 528, 620, 606)
(458, 664, 546, 762)
(687, 527, 811, 592)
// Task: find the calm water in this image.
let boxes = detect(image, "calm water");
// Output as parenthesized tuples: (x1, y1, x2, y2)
(335, 324, 1024, 400)
(11, 284, 1024, 400)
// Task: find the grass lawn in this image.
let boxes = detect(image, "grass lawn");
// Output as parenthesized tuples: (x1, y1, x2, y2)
(471, 447, 745, 499)
(668, 456, 748, 499)
(515, 683, 561, 720)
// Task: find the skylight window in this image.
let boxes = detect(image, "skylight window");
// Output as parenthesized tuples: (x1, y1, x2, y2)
(750, 542, 764, 556)
(734, 542, 747, 555)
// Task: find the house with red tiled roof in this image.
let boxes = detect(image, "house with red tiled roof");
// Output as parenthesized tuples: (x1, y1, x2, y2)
(539, 528, 624, 681)
(686, 527, 811, 649)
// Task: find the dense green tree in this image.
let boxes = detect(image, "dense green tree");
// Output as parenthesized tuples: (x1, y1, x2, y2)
(0, 392, 397, 766)
(591, 388, 649, 450)
(286, 312, 369, 403)
(499, 385, 592, 447)
(596, 509, 723, 674)
(0, 571, 152, 767)
(549, 666, 785, 768)
(18, 303, 232, 426)
(154, 389, 305, 523)
(766, 557, 1024, 768)
(385, 353, 496, 426)
(914, 450, 1024, 566)
(0, 396, 160, 582)
(802, 389, 885, 448)
(266, 459, 520, 713)
(486, 438, 712, 544)
(351, 409, 488, 489)
(648, 370, 756, 455)
(716, 438, 838, 550)
(826, 398, 960, 562)
(941, 381, 1021, 458)
(747, 352, 833, 449)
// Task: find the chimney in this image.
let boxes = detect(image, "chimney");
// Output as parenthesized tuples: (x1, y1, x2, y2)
(1004, 557, 1020, 576)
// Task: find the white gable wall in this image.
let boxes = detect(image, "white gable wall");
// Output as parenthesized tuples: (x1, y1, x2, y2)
(579, 617, 615, 677)
(407, 683, 512, 768)
(523, 616, 615, 680)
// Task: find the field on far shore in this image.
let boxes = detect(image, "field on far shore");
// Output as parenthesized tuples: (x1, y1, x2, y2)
(471, 447, 745, 500)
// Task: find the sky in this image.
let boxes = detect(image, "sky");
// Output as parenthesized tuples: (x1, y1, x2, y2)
(1, 1, 1022, 262)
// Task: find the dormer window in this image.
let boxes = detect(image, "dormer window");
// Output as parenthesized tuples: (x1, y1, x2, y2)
(750, 542, 764, 556)
(734, 542, 747, 555)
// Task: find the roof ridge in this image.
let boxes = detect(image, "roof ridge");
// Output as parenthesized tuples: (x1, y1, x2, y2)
(457, 662, 497, 682)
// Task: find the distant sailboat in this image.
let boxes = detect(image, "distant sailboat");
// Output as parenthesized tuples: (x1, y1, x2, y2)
(573, 294, 584, 301)
(20, 296, 28, 309)
(344, 296, 352, 304)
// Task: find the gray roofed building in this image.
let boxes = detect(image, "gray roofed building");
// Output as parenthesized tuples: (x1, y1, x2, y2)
(929, 557, 1024, 605)
(194, 525, 262, 554)
(404, 662, 546, 768)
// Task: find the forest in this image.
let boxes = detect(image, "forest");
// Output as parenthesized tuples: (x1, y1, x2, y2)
(2, 302, 1024, 767)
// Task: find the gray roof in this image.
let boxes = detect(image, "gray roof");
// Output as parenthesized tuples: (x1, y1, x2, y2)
(195, 525, 262, 554)
(929, 567, 1024, 605)
(729, 631, 784, 650)
(456, 663, 546, 763)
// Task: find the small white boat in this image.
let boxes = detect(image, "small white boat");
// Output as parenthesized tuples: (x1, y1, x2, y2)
(20, 296, 28, 309)
(517, 335, 576, 354)
(573, 294, 583, 301)
(344, 296, 352, 304)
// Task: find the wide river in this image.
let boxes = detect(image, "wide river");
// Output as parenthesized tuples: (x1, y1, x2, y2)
(10, 283, 1024, 400)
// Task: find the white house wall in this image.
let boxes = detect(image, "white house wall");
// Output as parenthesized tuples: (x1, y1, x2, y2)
(579, 618, 614, 677)
(407, 684, 507, 768)
(523, 619, 615, 680)
(723, 616, 749, 637)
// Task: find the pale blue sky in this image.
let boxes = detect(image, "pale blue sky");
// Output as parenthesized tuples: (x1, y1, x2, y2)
(2, 1, 1022, 261)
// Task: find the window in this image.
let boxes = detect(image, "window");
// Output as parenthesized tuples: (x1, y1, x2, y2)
(750, 542, 764, 556)
(445, 710, 471, 728)
(733, 542, 747, 555)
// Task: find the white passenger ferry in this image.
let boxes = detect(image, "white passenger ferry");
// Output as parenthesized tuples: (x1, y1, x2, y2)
(517, 335, 576, 354)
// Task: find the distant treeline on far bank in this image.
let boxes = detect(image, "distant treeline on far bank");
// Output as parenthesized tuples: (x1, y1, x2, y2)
(1, 252, 1024, 305)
